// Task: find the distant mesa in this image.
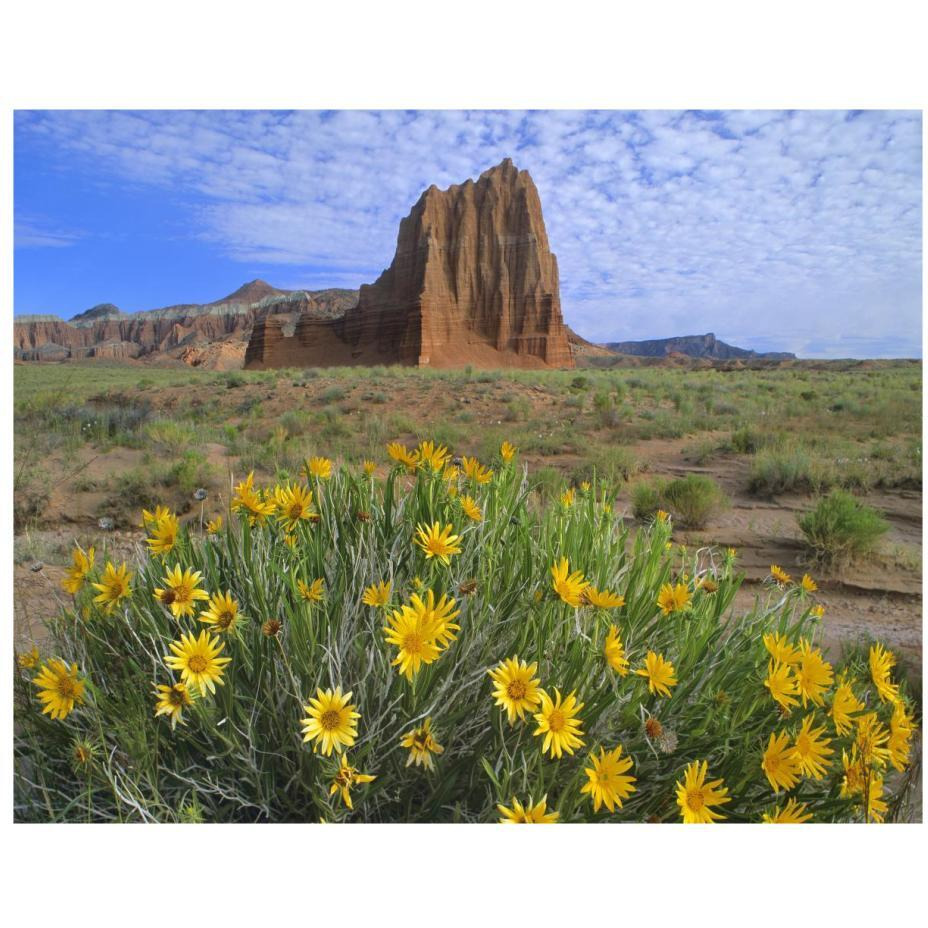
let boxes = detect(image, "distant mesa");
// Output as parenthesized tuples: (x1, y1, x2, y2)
(245, 158, 574, 370)
(605, 333, 796, 362)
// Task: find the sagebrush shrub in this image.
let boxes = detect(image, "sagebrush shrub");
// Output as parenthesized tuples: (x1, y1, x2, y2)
(798, 490, 890, 567)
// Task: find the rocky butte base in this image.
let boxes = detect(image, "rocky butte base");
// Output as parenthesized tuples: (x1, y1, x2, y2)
(244, 158, 574, 370)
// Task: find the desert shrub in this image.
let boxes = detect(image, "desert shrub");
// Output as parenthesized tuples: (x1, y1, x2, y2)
(730, 426, 760, 454)
(320, 386, 348, 404)
(661, 474, 729, 528)
(159, 450, 215, 496)
(15, 459, 916, 823)
(224, 373, 246, 389)
(748, 447, 833, 496)
(798, 490, 890, 567)
(503, 398, 532, 422)
(631, 479, 665, 520)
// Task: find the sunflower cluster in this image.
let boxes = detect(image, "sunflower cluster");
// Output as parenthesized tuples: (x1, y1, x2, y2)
(17, 438, 918, 824)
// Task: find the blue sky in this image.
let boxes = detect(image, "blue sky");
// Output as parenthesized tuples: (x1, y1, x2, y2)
(14, 109, 922, 357)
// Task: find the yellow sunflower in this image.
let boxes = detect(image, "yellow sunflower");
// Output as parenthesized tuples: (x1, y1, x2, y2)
(273, 483, 316, 531)
(855, 712, 891, 769)
(416, 440, 450, 472)
(460, 455, 493, 484)
(764, 660, 800, 714)
(770, 564, 792, 585)
(386, 441, 419, 471)
(329, 754, 376, 810)
(62, 545, 95, 594)
(91, 561, 133, 613)
(635, 651, 678, 698)
(800, 573, 818, 593)
(488, 656, 542, 724)
(888, 699, 915, 772)
(33, 659, 85, 720)
(550, 557, 588, 607)
(533, 688, 585, 759)
(164, 630, 231, 697)
(763, 632, 801, 666)
(498, 795, 559, 823)
(362, 459, 376, 476)
(146, 512, 180, 557)
(142, 505, 173, 528)
(206, 515, 223, 534)
(868, 643, 899, 704)
(581, 744, 637, 812)
(793, 714, 834, 780)
(582, 586, 625, 609)
(762, 798, 813, 823)
(198, 591, 242, 634)
(303, 456, 333, 480)
(301, 686, 360, 756)
(560, 487, 576, 508)
(17, 645, 40, 669)
(675, 760, 731, 823)
(399, 717, 444, 770)
(297, 578, 325, 603)
(361, 580, 391, 608)
(603, 625, 629, 676)
(231, 472, 276, 524)
(762, 730, 803, 793)
(500, 441, 517, 462)
(657, 581, 691, 616)
(795, 640, 834, 707)
(829, 678, 865, 735)
(153, 682, 193, 729)
(153, 565, 210, 619)
(459, 494, 483, 522)
(383, 591, 460, 680)
(414, 521, 462, 565)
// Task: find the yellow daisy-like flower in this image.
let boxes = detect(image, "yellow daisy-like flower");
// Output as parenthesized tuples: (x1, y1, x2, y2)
(793, 714, 834, 780)
(414, 521, 462, 565)
(206, 515, 223, 534)
(800, 573, 817, 593)
(840, 746, 866, 798)
(301, 686, 360, 756)
(888, 699, 915, 772)
(198, 590, 242, 634)
(91, 561, 133, 614)
(33, 659, 85, 720)
(868, 643, 899, 704)
(795, 640, 834, 707)
(146, 512, 179, 558)
(153, 682, 193, 729)
(386, 441, 419, 471)
(498, 795, 559, 823)
(866, 775, 889, 823)
(142, 505, 173, 528)
(500, 441, 517, 462)
(657, 581, 691, 616)
(416, 440, 450, 472)
(855, 712, 891, 769)
(231, 472, 276, 524)
(461, 455, 493, 484)
(770, 564, 792, 585)
(62, 545, 95, 594)
(603, 625, 629, 676)
(273, 483, 316, 531)
(17, 645, 40, 669)
(675, 760, 731, 823)
(580, 481, 591, 492)
(361, 580, 391, 608)
(763, 632, 801, 666)
(153, 565, 210, 620)
(488, 656, 542, 724)
(297, 578, 325, 603)
(383, 591, 460, 680)
(329, 754, 376, 810)
(762, 730, 803, 793)
(399, 717, 444, 770)
(635, 651, 678, 698)
(765, 660, 800, 714)
(560, 487, 576, 507)
(809, 603, 826, 618)
(459, 494, 483, 522)
(762, 798, 813, 823)
(550, 557, 588, 607)
(533, 688, 585, 759)
(303, 456, 333, 480)
(164, 630, 231, 697)
(362, 459, 376, 476)
(655, 509, 670, 523)
(581, 744, 637, 813)
(582, 586, 625, 609)
(829, 678, 865, 735)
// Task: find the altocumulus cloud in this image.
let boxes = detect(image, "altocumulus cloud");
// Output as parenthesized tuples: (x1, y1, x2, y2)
(15, 109, 922, 357)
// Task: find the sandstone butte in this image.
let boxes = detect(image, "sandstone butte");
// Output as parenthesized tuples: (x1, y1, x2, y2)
(244, 158, 574, 370)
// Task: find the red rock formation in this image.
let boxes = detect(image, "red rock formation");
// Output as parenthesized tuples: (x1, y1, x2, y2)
(245, 159, 574, 370)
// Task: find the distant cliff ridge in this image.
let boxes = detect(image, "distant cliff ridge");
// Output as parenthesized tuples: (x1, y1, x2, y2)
(605, 332, 796, 361)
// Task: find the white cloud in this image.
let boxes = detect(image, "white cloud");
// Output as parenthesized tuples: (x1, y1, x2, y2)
(15, 109, 923, 356)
